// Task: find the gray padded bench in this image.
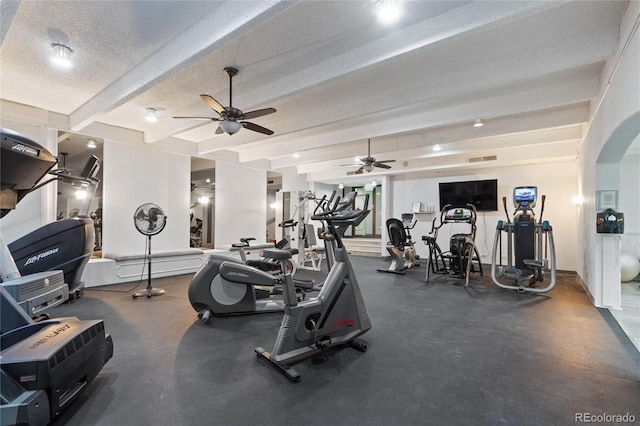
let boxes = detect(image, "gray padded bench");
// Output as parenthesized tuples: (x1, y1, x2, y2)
(102, 248, 205, 281)
(103, 248, 204, 261)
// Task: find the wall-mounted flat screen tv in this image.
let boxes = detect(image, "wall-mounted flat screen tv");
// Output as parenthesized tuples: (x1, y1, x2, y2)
(438, 179, 498, 212)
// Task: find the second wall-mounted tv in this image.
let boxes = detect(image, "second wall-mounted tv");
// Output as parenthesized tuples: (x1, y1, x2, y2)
(439, 179, 498, 212)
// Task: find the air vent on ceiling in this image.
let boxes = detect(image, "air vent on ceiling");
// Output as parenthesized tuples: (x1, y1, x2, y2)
(468, 155, 497, 163)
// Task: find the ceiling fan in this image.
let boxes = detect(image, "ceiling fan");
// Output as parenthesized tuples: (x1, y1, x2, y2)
(173, 67, 276, 136)
(344, 139, 395, 174)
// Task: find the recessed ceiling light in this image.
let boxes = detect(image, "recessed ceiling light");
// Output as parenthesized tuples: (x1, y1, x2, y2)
(433, 144, 441, 152)
(146, 107, 158, 122)
(205, 178, 211, 183)
(293, 152, 300, 158)
(473, 118, 484, 127)
(87, 139, 97, 149)
(376, 0, 403, 25)
(51, 43, 72, 68)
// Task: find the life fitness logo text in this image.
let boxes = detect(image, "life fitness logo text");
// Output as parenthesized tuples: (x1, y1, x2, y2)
(25, 248, 59, 266)
(331, 318, 355, 328)
(29, 324, 71, 349)
(11, 143, 38, 156)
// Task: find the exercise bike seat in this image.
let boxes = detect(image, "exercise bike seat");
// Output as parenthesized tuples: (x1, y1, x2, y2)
(261, 248, 294, 260)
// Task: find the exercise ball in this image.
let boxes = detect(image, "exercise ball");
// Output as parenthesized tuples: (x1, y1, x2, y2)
(620, 252, 640, 282)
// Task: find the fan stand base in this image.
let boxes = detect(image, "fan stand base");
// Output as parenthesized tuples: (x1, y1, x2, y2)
(132, 287, 166, 299)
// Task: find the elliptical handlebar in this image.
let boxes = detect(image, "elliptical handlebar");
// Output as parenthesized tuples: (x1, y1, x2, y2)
(502, 196, 512, 224)
(538, 195, 546, 224)
(311, 193, 369, 223)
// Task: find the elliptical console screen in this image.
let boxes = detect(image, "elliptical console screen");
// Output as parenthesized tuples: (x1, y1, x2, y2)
(513, 186, 537, 208)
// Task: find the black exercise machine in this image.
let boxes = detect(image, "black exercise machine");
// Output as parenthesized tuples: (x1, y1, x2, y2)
(0, 128, 113, 424)
(377, 213, 419, 275)
(422, 204, 483, 287)
(490, 186, 556, 294)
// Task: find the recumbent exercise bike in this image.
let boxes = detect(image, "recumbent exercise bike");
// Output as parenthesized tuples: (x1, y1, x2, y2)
(377, 213, 419, 275)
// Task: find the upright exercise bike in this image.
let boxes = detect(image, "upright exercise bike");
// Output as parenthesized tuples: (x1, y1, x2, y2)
(255, 193, 372, 382)
(490, 186, 556, 294)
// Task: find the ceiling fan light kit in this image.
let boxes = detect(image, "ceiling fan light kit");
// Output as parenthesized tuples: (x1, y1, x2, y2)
(219, 120, 242, 135)
(174, 66, 276, 136)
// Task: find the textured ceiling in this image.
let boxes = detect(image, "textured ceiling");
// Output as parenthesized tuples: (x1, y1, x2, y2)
(0, 0, 630, 185)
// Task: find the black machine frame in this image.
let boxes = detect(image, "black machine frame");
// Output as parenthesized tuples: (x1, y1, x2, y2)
(490, 186, 556, 294)
(422, 203, 483, 287)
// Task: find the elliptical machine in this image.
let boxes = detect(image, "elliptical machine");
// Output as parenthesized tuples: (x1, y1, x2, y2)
(377, 213, 419, 275)
(421, 204, 483, 287)
(490, 186, 556, 294)
(188, 238, 318, 323)
(255, 192, 372, 382)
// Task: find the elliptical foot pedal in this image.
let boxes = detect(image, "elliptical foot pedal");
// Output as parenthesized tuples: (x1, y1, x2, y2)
(254, 347, 301, 382)
(376, 269, 406, 275)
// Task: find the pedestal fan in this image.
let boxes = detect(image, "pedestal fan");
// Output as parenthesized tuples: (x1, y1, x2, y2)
(132, 203, 167, 299)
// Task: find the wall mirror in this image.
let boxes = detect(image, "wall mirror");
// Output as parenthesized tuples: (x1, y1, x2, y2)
(56, 131, 104, 255)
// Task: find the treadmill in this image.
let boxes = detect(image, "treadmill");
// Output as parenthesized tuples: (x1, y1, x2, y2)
(1, 128, 114, 424)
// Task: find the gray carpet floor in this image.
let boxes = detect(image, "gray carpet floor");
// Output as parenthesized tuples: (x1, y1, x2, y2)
(47, 256, 639, 426)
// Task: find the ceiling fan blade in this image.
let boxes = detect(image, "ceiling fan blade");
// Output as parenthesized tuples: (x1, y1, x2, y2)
(173, 116, 221, 121)
(242, 107, 276, 120)
(340, 163, 361, 167)
(241, 121, 274, 135)
(374, 163, 392, 169)
(215, 125, 224, 134)
(355, 166, 364, 175)
(375, 159, 396, 164)
(200, 94, 225, 115)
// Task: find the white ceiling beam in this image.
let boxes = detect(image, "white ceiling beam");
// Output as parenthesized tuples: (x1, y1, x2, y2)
(146, 1, 564, 145)
(236, 67, 597, 164)
(297, 126, 582, 175)
(305, 139, 579, 183)
(69, 1, 295, 132)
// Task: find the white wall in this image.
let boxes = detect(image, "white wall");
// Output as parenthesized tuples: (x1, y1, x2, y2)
(577, 1, 640, 307)
(102, 141, 190, 254)
(391, 162, 579, 271)
(620, 149, 640, 255)
(214, 161, 267, 247)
